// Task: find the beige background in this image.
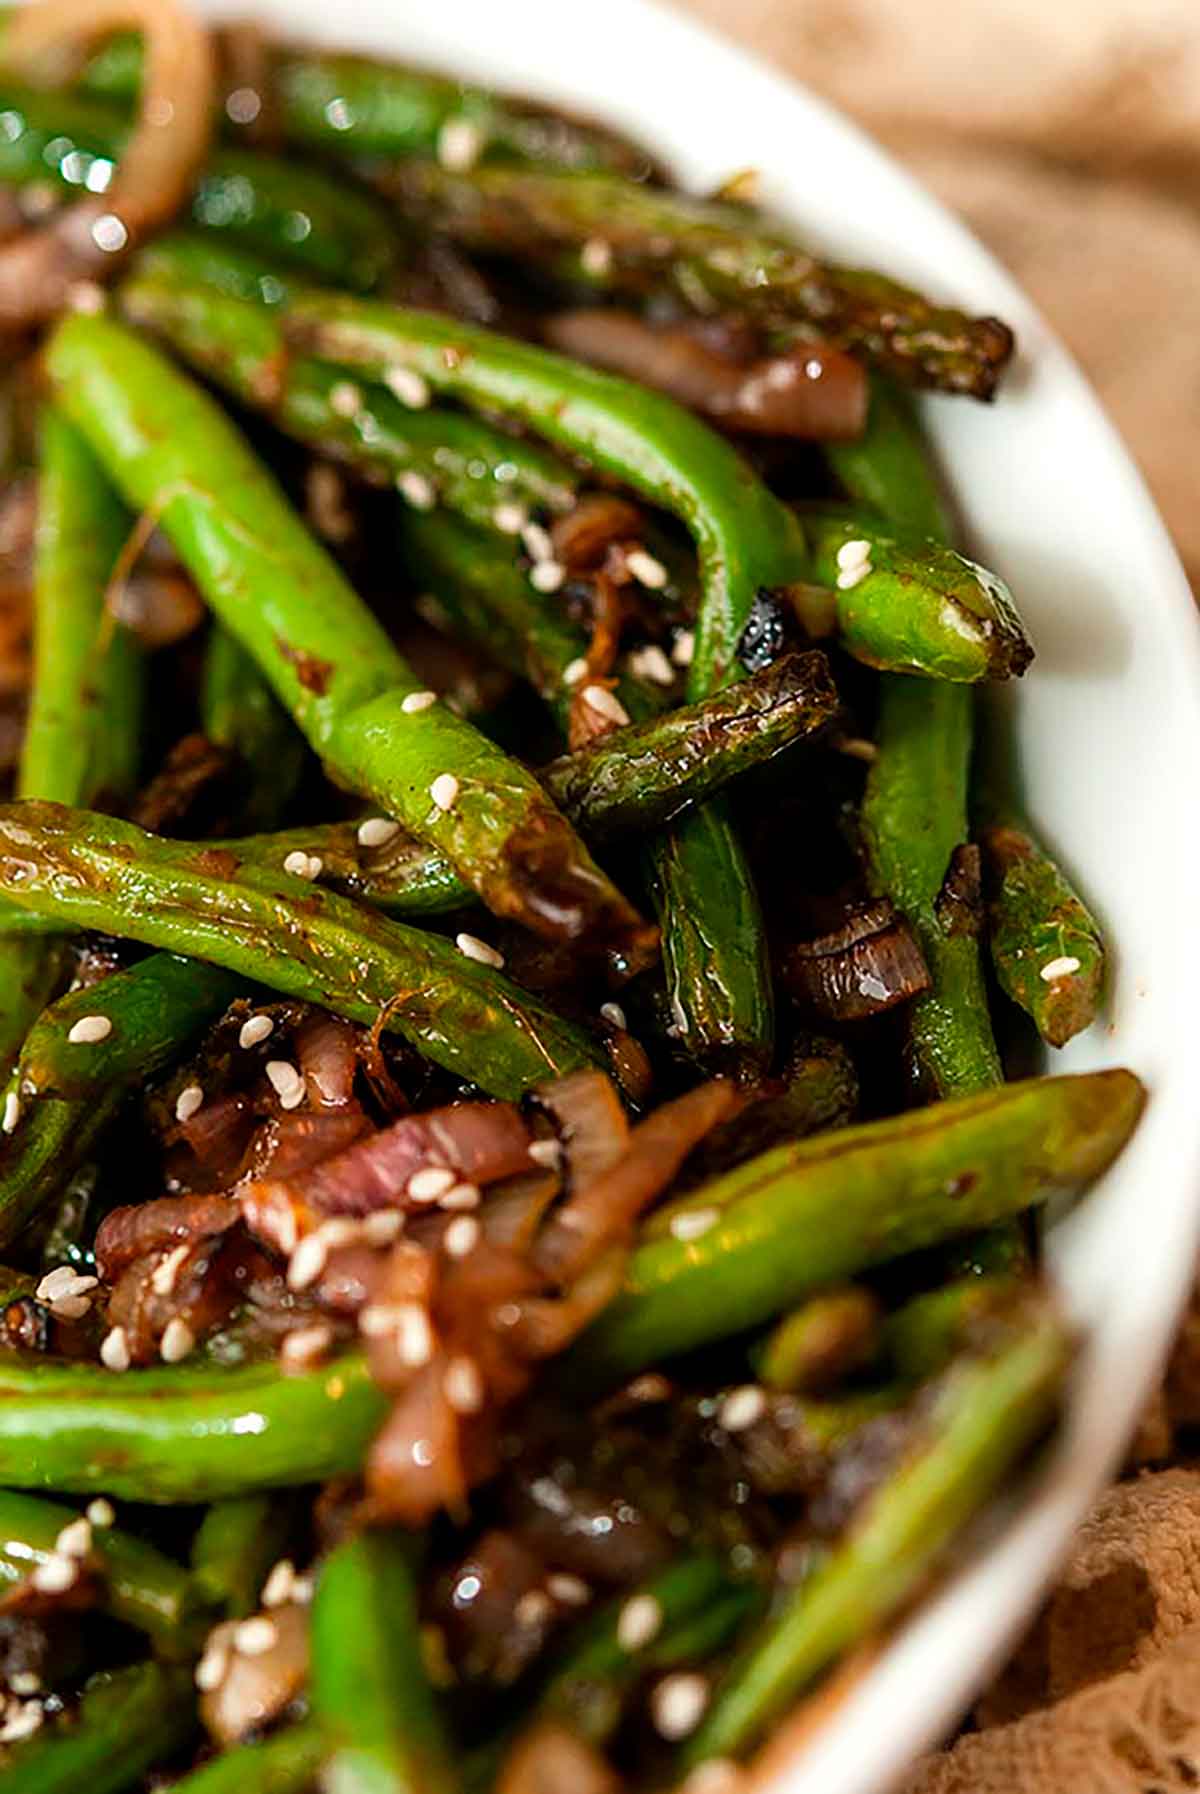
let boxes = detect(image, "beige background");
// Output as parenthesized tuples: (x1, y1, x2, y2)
(679, 0, 1200, 586)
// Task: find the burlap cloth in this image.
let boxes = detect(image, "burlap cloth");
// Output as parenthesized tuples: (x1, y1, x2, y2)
(676, 2, 1200, 1782)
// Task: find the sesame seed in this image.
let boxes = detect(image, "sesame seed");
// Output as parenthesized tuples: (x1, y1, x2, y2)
(529, 560, 565, 593)
(1, 1091, 20, 1134)
(384, 366, 430, 409)
(669, 1207, 720, 1242)
(719, 1385, 767, 1433)
(582, 685, 629, 727)
(100, 1325, 131, 1371)
(437, 116, 484, 172)
(328, 379, 363, 418)
(90, 211, 128, 254)
(514, 1590, 553, 1629)
(581, 237, 613, 277)
(400, 689, 438, 716)
(835, 538, 872, 571)
(316, 1219, 362, 1251)
(291, 1576, 313, 1604)
(831, 734, 878, 763)
(440, 1182, 480, 1211)
(547, 1573, 590, 1606)
(287, 1233, 328, 1291)
(430, 773, 460, 812)
(0, 1704, 43, 1742)
(628, 643, 676, 686)
(32, 1553, 77, 1594)
(36, 1267, 90, 1304)
(444, 1355, 484, 1414)
(238, 1014, 274, 1049)
(280, 1322, 333, 1366)
(282, 849, 322, 880)
(8, 1672, 41, 1696)
(1041, 955, 1082, 981)
(493, 502, 528, 535)
(175, 1083, 204, 1124)
(356, 817, 400, 852)
(651, 1672, 710, 1740)
(234, 1616, 277, 1656)
(266, 1061, 304, 1100)
(408, 1166, 456, 1202)
(617, 1593, 663, 1652)
(521, 522, 554, 562)
(599, 1002, 627, 1030)
(225, 84, 262, 124)
(54, 1518, 92, 1558)
(456, 932, 505, 969)
(261, 1560, 297, 1609)
(672, 630, 695, 667)
(68, 1014, 111, 1045)
(528, 1139, 563, 1170)
(86, 1499, 115, 1529)
(151, 1243, 190, 1297)
(396, 1304, 434, 1366)
(625, 548, 669, 589)
(398, 470, 437, 511)
(443, 1215, 480, 1259)
(160, 1317, 196, 1364)
(563, 657, 589, 688)
(194, 1641, 230, 1691)
(361, 1209, 405, 1246)
(836, 560, 872, 590)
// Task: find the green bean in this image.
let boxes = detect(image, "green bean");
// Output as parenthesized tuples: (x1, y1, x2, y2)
(380, 163, 1015, 399)
(0, 1660, 195, 1793)
(834, 392, 1003, 1098)
(201, 628, 307, 835)
(0, 87, 400, 288)
(45, 315, 650, 958)
(804, 509, 1032, 681)
(649, 799, 774, 1076)
(683, 1296, 1069, 1764)
(861, 680, 1001, 1096)
(0, 1489, 208, 1654)
(52, 25, 650, 172)
(190, 1496, 294, 1620)
(120, 256, 581, 532)
(136, 232, 300, 307)
(882, 1275, 1018, 1384)
(312, 1530, 458, 1794)
(282, 292, 807, 700)
(0, 1085, 122, 1253)
(161, 1723, 325, 1794)
(824, 380, 954, 541)
(18, 953, 243, 1102)
(563, 1068, 1143, 1389)
(0, 804, 603, 1100)
(978, 818, 1106, 1048)
(0, 1350, 387, 1501)
(0, 407, 143, 1075)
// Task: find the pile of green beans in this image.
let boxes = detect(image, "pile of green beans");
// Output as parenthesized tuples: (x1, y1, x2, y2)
(0, 7, 1137, 1791)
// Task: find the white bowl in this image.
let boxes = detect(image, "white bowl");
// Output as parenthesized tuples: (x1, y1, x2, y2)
(201, 0, 1200, 1785)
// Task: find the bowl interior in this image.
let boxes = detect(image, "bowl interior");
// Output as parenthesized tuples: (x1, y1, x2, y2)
(191, 1, 1200, 1786)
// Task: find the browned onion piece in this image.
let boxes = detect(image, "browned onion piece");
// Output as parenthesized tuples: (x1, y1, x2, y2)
(545, 309, 868, 439)
(783, 899, 931, 1021)
(293, 1013, 359, 1111)
(0, 0, 215, 324)
(500, 1246, 626, 1361)
(497, 1722, 625, 1794)
(199, 1602, 309, 1745)
(242, 1099, 532, 1224)
(94, 1194, 240, 1282)
(534, 1080, 738, 1283)
(535, 1069, 629, 1191)
(366, 1356, 467, 1527)
(550, 493, 643, 575)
